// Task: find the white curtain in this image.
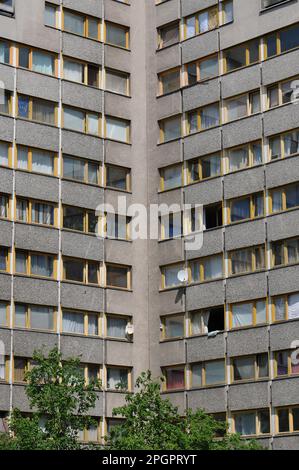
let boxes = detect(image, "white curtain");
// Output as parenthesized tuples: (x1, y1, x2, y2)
(192, 364, 202, 387)
(275, 297, 285, 321)
(107, 368, 127, 389)
(31, 306, 53, 330)
(235, 413, 256, 435)
(202, 311, 210, 334)
(16, 200, 27, 221)
(0, 196, 7, 217)
(15, 305, 26, 328)
(17, 147, 28, 169)
(288, 293, 299, 319)
(252, 143, 262, 165)
(32, 51, 54, 75)
(32, 203, 53, 225)
(64, 60, 83, 83)
(165, 265, 183, 287)
(232, 303, 253, 327)
(163, 165, 181, 190)
(64, 108, 84, 132)
(88, 314, 98, 336)
(31, 254, 53, 277)
(229, 148, 248, 171)
(64, 11, 84, 35)
(63, 311, 84, 334)
(0, 142, 8, 166)
(107, 317, 127, 338)
(200, 104, 219, 129)
(32, 150, 53, 175)
(87, 162, 98, 184)
(106, 117, 127, 142)
(234, 357, 254, 380)
(199, 12, 209, 33)
(204, 255, 222, 280)
(191, 313, 202, 335)
(256, 300, 267, 324)
(87, 424, 98, 442)
(87, 113, 99, 135)
(0, 302, 6, 326)
(106, 70, 127, 94)
(186, 16, 196, 38)
(284, 132, 299, 156)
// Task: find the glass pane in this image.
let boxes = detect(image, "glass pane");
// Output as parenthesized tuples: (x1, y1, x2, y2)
(106, 166, 127, 190)
(205, 360, 225, 385)
(185, 16, 196, 39)
(14, 305, 26, 328)
(62, 311, 84, 334)
(87, 113, 99, 135)
(165, 315, 184, 338)
(200, 104, 219, 129)
(258, 354, 269, 378)
(192, 364, 202, 387)
(31, 306, 53, 330)
(45, 4, 56, 27)
(284, 131, 299, 156)
(31, 254, 53, 277)
(161, 69, 180, 94)
(288, 293, 299, 320)
(107, 265, 128, 289)
(259, 410, 270, 434)
(107, 316, 127, 338)
(106, 70, 128, 95)
(165, 368, 185, 390)
(231, 248, 252, 274)
(160, 23, 179, 48)
(225, 44, 247, 71)
(106, 117, 128, 142)
(163, 165, 182, 190)
(202, 154, 221, 178)
(32, 150, 54, 175)
(106, 24, 127, 48)
(231, 198, 250, 222)
(63, 156, 85, 181)
(0, 302, 7, 326)
(32, 99, 55, 125)
(19, 47, 30, 68)
(269, 136, 281, 160)
(64, 108, 84, 132)
(0, 142, 9, 167)
(229, 147, 249, 171)
(64, 11, 84, 36)
(233, 356, 255, 381)
(0, 41, 10, 64)
(276, 351, 288, 376)
(256, 300, 267, 324)
(88, 314, 98, 336)
(227, 95, 247, 121)
(64, 60, 84, 83)
(88, 18, 98, 40)
(280, 24, 299, 53)
(32, 51, 54, 75)
(278, 409, 289, 433)
(232, 303, 253, 327)
(63, 206, 84, 231)
(285, 184, 299, 209)
(293, 408, 299, 431)
(203, 256, 222, 280)
(199, 57, 218, 80)
(164, 264, 184, 288)
(235, 413, 256, 435)
(64, 259, 84, 282)
(271, 189, 283, 212)
(274, 297, 286, 321)
(17, 147, 28, 169)
(15, 252, 27, 274)
(18, 95, 29, 118)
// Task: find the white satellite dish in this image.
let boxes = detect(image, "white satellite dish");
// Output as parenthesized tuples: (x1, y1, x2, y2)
(177, 269, 188, 283)
(126, 323, 134, 335)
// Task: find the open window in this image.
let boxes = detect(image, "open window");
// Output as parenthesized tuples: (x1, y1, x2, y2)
(191, 306, 225, 335)
(204, 203, 223, 230)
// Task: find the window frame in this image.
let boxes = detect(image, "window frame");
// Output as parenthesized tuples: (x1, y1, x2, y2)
(232, 409, 271, 437)
(16, 145, 58, 176)
(0, 246, 9, 273)
(225, 140, 263, 173)
(184, 54, 220, 86)
(13, 303, 56, 332)
(63, 105, 101, 136)
(62, 56, 101, 88)
(228, 192, 265, 224)
(160, 313, 185, 340)
(190, 359, 226, 388)
(62, 257, 101, 286)
(17, 94, 58, 126)
(228, 244, 266, 276)
(62, 8, 101, 41)
(17, 45, 58, 77)
(105, 365, 132, 392)
(105, 263, 132, 290)
(271, 236, 299, 268)
(105, 21, 130, 49)
(269, 183, 299, 213)
(14, 249, 56, 279)
(15, 197, 57, 227)
(276, 406, 299, 434)
(229, 299, 269, 330)
(104, 164, 131, 192)
(271, 293, 299, 322)
(231, 353, 269, 383)
(62, 154, 102, 186)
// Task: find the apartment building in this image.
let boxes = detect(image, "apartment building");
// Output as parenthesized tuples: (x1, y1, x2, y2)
(0, 0, 299, 450)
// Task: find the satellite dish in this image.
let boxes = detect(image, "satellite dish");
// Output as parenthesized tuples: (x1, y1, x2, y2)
(177, 269, 188, 283)
(126, 323, 134, 335)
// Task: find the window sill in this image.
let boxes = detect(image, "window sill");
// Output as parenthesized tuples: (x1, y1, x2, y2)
(17, 117, 57, 129)
(17, 65, 57, 80)
(62, 176, 102, 188)
(15, 220, 58, 231)
(62, 127, 101, 139)
(15, 167, 58, 179)
(180, 20, 234, 46)
(104, 137, 131, 146)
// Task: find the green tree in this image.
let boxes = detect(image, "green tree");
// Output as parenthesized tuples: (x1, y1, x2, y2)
(107, 371, 263, 451)
(0, 347, 101, 450)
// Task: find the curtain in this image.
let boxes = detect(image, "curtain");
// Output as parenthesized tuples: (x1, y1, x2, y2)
(186, 16, 196, 38)
(31, 254, 53, 277)
(202, 311, 210, 334)
(191, 261, 200, 282)
(198, 12, 209, 33)
(106, 24, 126, 48)
(200, 104, 219, 129)
(232, 303, 253, 327)
(166, 368, 184, 390)
(88, 314, 98, 336)
(15, 304, 26, 328)
(16, 252, 27, 274)
(277, 351, 288, 375)
(288, 293, 299, 319)
(192, 364, 202, 387)
(63, 156, 85, 181)
(287, 239, 299, 264)
(192, 313, 202, 335)
(235, 413, 256, 435)
(229, 148, 248, 171)
(231, 198, 250, 222)
(270, 137, 281, 159)
(32, 51, 54, 75)
(88, 162, 98, 184)
(200, 57, 218, 80)
(32, 100, 55, 125)
(31, 306, 53, 330)
(252, 143, 262, 165)
(0, 302, 6, 326)
(164, 116, 181, 141)
(271, 189, 283, 212)
(107, 317, 127, 338)
(106, 117, 127, 142)
(32, 203, 53, 225)
(64, 108, 84, 132)
(202, 154, 221, 178)
(204, 255, 222, 280)
(275, 297, 286, 321)
(14, 358, 26, 382)
(64, 60, 83, 83)
(0, 362, 5, 381)
(284, 132, 299, 156)
(87, 113, 99, 135)
(233, 357, 255, 380)
(63, 311, 84, 334)
(205, 360, 225, 385)
(32, 150, 53, 175)
(166, 316, 184, 338)
(116, 215, 127, 239)
(106, 70, 127, 94)
(0, 196, 7, 217)
(0, 142, 8, 166)
(163, 165, 181, 190)
(18, 96, 29, 118)
(16, 200, 27, 221)
(227, 97, 247, 121)
(64, 11, 84, 35)
(17, 147, 28, 169)
(223, 0, 234, 23)
(256, 300, 267, 324)
(87, 424, 98, 442)
(107, 368, 128, 390)
(0, 41, 9, 64)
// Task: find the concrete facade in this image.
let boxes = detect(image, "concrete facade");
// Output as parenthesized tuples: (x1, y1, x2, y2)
(0, 0, 299, 448)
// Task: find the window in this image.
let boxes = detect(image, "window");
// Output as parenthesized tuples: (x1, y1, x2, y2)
(159, 115, 181, 143)
(63, 155, 101, 185)
(0, 247, 8, 271)
(63, 58, 100, 87)
(161, 263, 185, 289)
(105, 69, 130, 95)
(275, 350, 299, 377)
(272, 293, 299, 322)
(63, 206, 98, 234)
(158, 22, 179, 49)
(63, 258, 100, 285)
(0, 301, 9, 327)
(277, 407, 299, 434)
(190, 255, 223, 283)
(229, 245, 265, 275)
(232, 354, 269, 382)
(160, 164, 182, 191)
(185, 55, 219, 86)
(163, 366, 185, 390)
(0, 194, 9, 219)
(0, 39, 11, 64)
(191, 307, 225, 336)
(14, 304, 55, 331)
(13, 357, 29, 383)
(15, 250, 55, 278)
(62, 310, 100, 336)
(191, 360, 225, 388)
(161, 314, 184, 340)
(230, 299, 267, 329)
(107, 367, 130, 391)
(106, 264, 131, 289)
(160, 211, 182, 240)
(0, 0, 14, 15)
(105, 22, 129, 49)
(224, 39, 260, 72)
(229, 192, 264, 223)
(63, 106, 100, 136)
(105, 116, 130, 143)
(0, 141, 10, 167)
(16, 146, 56, 176)
(105, 164, 131, 191)
(104, 213, 131, 240)
(265, 24, 299, 59)
(18, 95, 56, 125)
(78, 420, 101, 443)
(183, 2, 233, 40)
(269, 130, 299, 160)
(270, 183, 299, 213)
(18, 47, 56, 76)
(0, 356, 8, 381)
(233, 410, 270, 436)
(63, 10, 100, 40)
(0, 91, 12, 115)
(16, 198, 56, 227)
(158, 68, 181, 95)
(267, 78, 297, 109)
(187, 103, 220, 134)
(188, 153, 221, 183)
(272, 237, 299, 267)
(45, 3, 58, 28)
(225, 91, 260, 122)
(227, 141, 262, 172)
(106, 315, 131, 340)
